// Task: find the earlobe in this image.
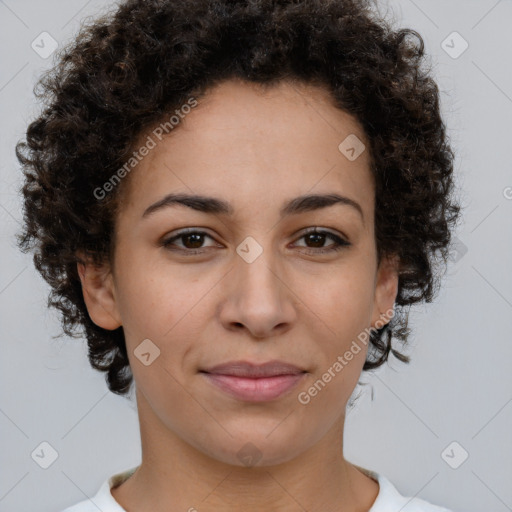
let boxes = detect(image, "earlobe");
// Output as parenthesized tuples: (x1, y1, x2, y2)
(76, 254, 122, 330)
(371, 254, 400, 329)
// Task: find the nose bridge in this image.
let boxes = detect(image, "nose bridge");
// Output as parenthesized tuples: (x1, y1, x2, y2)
(221, 234, 296, 337)
(235, 234, 282, 306)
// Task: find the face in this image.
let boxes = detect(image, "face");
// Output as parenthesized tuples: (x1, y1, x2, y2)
(78, 78, 398, 467)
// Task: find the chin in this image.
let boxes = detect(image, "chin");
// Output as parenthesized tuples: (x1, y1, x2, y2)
(198, 428, 311, 468)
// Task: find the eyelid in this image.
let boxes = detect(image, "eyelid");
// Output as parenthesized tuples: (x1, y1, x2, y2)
(295, 226, 348, 240)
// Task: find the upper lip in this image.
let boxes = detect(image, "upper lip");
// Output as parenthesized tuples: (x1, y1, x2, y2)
(201, 360, 306, 378)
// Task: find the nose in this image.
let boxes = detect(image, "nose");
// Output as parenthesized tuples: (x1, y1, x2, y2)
(217, 245, 298, 339)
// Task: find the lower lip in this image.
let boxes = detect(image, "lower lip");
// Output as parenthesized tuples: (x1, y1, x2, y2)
(201, 372, 306, 402)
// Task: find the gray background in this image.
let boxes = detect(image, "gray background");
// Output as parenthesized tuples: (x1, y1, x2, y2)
(1, 1, 511, 511)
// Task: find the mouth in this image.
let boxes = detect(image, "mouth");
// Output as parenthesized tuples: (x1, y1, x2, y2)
(199, 360, 307, 402)
(200, 359, 306, 377)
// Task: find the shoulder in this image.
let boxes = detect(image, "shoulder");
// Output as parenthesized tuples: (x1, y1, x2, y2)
(59, 466, 138, 512)
(357, 467, 453, 512)
(373, 474, 453, 511)
(58, 479, 113, 512)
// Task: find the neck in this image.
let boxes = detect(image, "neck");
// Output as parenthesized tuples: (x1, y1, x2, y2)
(111, 389, 379, 512)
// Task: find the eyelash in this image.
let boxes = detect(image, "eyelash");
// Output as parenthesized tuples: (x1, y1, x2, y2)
(161, 228, 351, 255)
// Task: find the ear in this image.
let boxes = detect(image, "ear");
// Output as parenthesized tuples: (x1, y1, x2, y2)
(76, 252, 122, 330)
(370, 253, 400, 329)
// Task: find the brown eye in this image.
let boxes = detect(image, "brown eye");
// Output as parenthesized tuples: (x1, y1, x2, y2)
(178, 232, 205, 249)
(293, 229, 350, 254)
(304, 232, 327, 248)
(161, 229, 218, 254)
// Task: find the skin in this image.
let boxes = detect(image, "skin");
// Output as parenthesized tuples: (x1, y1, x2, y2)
(77, 77, 399, 512)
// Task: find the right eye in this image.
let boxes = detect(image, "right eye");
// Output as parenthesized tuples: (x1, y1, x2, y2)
(161, 229, 221, 255)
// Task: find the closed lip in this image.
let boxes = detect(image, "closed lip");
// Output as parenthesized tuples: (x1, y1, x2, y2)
(200, 360, 306, 378)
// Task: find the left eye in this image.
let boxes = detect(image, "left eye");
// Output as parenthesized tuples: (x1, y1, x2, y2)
(161, 228, 350, 254)
(293, 229, 350, 253)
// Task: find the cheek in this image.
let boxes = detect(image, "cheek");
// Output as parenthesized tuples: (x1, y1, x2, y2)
(113, 242, 205, 330)
(300, 277, 372, 415)
(113, 252, 223, 382)
(297, 261, 375, 391)
(117, 277, 211, 345)
(300, 264, 375, 334)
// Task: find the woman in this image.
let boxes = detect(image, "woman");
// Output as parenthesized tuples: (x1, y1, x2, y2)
(16, 0, 461, 510)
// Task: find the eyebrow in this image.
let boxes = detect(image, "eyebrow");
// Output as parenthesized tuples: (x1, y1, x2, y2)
(142, 192, 364, 223)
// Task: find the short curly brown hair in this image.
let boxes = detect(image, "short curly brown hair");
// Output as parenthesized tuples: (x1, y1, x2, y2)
(16, 0, 461, 396)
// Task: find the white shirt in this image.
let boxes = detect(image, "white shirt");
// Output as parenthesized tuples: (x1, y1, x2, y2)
(61, 465, 453, 511)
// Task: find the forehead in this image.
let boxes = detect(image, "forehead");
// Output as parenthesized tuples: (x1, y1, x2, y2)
(119, 78, 374, 222)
